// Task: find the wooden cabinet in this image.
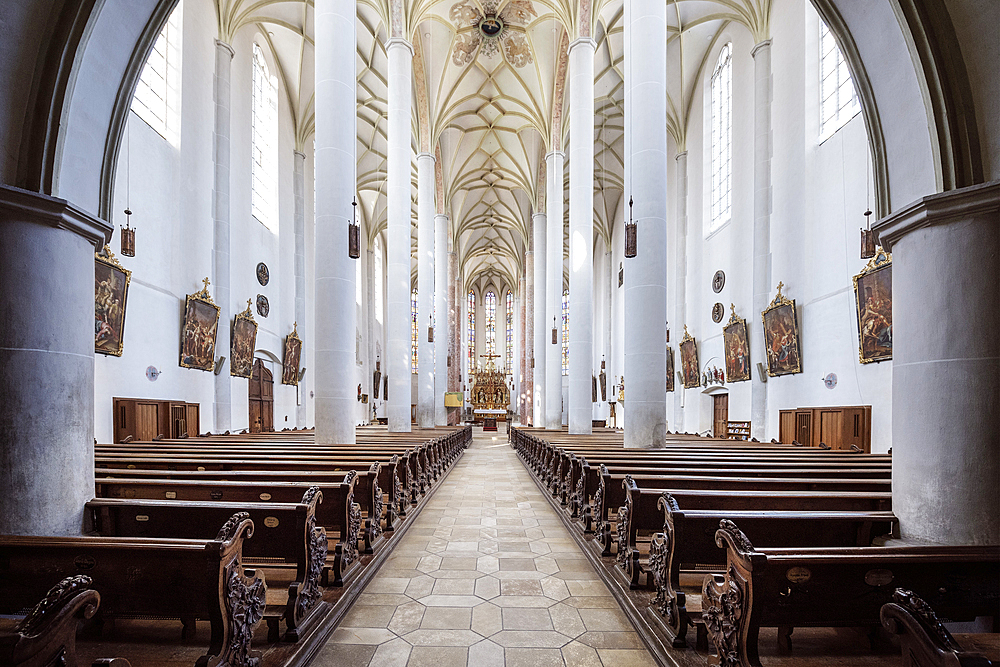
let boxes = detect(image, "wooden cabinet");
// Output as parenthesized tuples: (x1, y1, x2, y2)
(113, 398, 200, 442)
(778, 405, 871, 452)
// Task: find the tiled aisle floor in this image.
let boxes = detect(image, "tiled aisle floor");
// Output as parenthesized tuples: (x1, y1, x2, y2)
(313, 427, 657, 667)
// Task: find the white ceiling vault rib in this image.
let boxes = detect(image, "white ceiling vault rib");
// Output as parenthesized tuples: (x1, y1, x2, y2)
(214, 0, 772, 292)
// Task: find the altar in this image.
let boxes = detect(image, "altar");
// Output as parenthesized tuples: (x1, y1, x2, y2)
(470, 354, 510, 427)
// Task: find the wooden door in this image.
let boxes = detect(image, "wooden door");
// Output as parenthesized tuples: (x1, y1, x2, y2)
(170, 404, 186, 438)
(185, 404, 200, 437)
(249, 359, 273, 433)
(713, 394, 729, 438)
(819, 409, 843, 449)
(779, 410, 795, 444)
(135, 402, 159, 441)
(795, 411, 812, 445)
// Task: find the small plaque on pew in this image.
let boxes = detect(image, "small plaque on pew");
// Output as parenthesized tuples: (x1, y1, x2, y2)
(165, 491, 176, 499)
(127, 465, 135, 469)
(135, 515, 149, 522)
(263, 517, 279, 528)
(786, 567, 811, 583)
(74, 555, 96, 570)
(865, 568, 894, 586)
(198, 467, 206, 471)
(259, 493, 272, 501)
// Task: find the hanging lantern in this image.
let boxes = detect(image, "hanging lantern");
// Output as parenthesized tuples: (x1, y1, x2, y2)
(348, 199, 360, 259)
(427, 315, 434, 343)
(860, 208, 877, 259)
(121, 208, 136, 257)
(624, 196, 637, 258)
(551, 317, 558, 345)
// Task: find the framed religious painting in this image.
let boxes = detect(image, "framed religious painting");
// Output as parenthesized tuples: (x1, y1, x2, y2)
(666, 346, 675, 393)
(853, 249, 892, 363)
(180, 278, 220, 372)
(679, 326, 700, 389)
(282, 322, 302, 385)
(95, 246, 131, 356)
(723, 304, 751, 382)
(761, 282, 802, 376)
(230, 300, 258, 378)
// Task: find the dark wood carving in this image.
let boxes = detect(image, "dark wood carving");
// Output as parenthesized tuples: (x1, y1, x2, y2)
(0, 575, 100, 667)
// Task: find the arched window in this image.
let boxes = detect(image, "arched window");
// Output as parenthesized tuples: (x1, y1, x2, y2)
(710, 43, 732, 232)
(411, 288, 419, 373)
(561, 290, 569, 376)
(467, 291, 476, 372)
(485, 291, 497, 357)
(130, 3, 181, 141)
(251, 43, 278, 232)
(819, 20, 860, 138)
(505, 291, 514, 374)
(373, 236, 383, 324)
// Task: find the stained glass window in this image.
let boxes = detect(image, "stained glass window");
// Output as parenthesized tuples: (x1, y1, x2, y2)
(710, 43, 732, 232)
(485, 291, 497, 357)
(820, 20, 861, 138)
(251, 43, 278, 232)
(130, 6, 180, 139)
(411, 288, 418, 374)
(467, 291, 476, 373)
(561, 290, 569, 376)
(505, 291, 514, 374)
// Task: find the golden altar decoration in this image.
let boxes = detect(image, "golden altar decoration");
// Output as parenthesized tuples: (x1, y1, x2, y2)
(470, 354, 510, 413)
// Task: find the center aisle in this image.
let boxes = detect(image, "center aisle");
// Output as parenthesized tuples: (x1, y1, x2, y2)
(314, 426, 657, 667)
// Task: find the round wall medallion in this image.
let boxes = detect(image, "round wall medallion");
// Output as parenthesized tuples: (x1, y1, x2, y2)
(479, 14, 504, 37)
(712, 270, 726, 293)
(712, 302, 725, 323)
(256, 262, 269, 286)
(256, 294, 269, 318)
(146, 366, 160, 381)
(824, 373, 838, 389)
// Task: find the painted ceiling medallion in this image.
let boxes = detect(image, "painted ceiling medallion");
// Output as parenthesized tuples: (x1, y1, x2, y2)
(450, 0, 536, 68)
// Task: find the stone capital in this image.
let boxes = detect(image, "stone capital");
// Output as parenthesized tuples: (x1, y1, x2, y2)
(386, 38, 414, 56)
(568, 37, 597, 54)
(544, 151, 566, 162)
(215, 39, 235, 59)
(417, 152, 436, 163)
(873, 181, 999, 252)
(0, 184, 112, 247)
(751, 39, 772, 58)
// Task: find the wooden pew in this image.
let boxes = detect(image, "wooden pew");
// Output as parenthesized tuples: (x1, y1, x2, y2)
(94, 474, 363, 587)
(0, 514, 266, 667)
(882, 588, 1000, 667)
(85, 487, 327, 642)
(702, 520, 1000, 667)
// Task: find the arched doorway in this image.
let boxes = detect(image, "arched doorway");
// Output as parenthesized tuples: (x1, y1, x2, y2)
(249, 359, 273, 433)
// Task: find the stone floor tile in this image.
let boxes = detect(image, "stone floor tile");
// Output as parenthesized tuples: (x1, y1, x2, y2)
(440, 556, 479, 570)
(559, 640, 603, 667)
(596, 648, 660, 666)
(578, 607, 634, 632)
(416, 594, 485, 607)
(386, 601, 425, 635)
(431, 578, 476, 595)
(539, 576, 571, 601)
(365, 578, 412, 595)
(310, 642, 376, 666)
(500, 607, 553, 631)
(499, 579, 544, 596)
(419, 606, 472, 630)
(327, 627, 398, 645)
(403, 575, 435, 599)
(368, 637, 412, 667)
(547, 602, 586, 638)
(489, 630, 570, 648)
(467, 639, 505, 667)
(491, 595, 554, 608)
(497, 558, 537, 571)
(575, 631, 648, 649)
(405, 646, 467, 667)
(565, 580, 613, 597)
(471, 601, 503, 637)
(340, 604, 397, 628)
(402, 629, 482, 646)
(505, 647, 564, 667)
(474, 575, 501, 600)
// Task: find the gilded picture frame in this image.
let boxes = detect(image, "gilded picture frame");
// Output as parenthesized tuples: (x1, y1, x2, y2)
(679, 326, 700, 389)
(95, 246, 131, 356)
(853, 249, 892, 364)
(180, 278, 220, 372)
(666, 346, 675, 393)
(230, 300, 258, 378)
(282, 322, 302, 386)
(761, 282, 802, 376)
(723, 304, 751, 382)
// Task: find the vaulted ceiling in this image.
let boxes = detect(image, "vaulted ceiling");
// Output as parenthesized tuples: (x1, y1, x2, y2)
(212, 0, 773, 294)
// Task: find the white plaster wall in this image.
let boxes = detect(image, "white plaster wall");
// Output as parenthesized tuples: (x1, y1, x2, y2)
(95, 0, 306, 441)
(668, 0, 892, 450)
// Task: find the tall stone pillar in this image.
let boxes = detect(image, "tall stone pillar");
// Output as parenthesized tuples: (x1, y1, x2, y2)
(212, 39, 234, 433)
(448, 250, 459, 391)
(545, 152, 565, 430)
(416, 153, 435, 427)
(434, 213, 449, 425)
(874, 182, 999, 545)
(623, 0, 667, 448)
(386, 38, 413, 432)
(523, 250, 533, 424)
(532, 212, 546, 427)
(314, 0, 357, 443)
(293, 150, 307, 427)
(673, 151, 688, 432)
(366, 244, 376, 422)
(568, 37, 596, 435)
(0, 186, 111, 535)
(750, 40, 772, 441)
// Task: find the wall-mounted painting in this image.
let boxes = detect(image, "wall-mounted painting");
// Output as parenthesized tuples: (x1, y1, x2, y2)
(723, 304, 751, 382)
(853, 249, 892, 364)
(666, 347, 675, 393)
(95, 246, 131, 356)
(679, 326, 700, 389)
(180, 278, 220, 372)
(761, 282, 802, 376)
(230, 300, 258, 378)
(281, 322, 302, 385)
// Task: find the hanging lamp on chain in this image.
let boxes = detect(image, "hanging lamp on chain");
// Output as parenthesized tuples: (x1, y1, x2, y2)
(551, 316, 558, 345)
(427, 314, 434, 343)
(349, 198, 360, 259)
(121, 119, 136, 257)
(860, 208, 877, 259)
(624, 196, 637, 258)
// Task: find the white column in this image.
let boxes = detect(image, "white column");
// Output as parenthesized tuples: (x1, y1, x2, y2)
(434, 213, 449, 425)
(544, 152, 565, 430)
(568, 38, 596, 435)
(603, 248, 612, 415)
(673, 151, 688, 432)
(750, 40, 772, 441)
(386, 38, 413, 432)
(416, 153, 435, 427)
(523, 250, 533, 424)
(293, 150, 307, 427)
(624, 0, 667, 448)
(532, 212, 546, 427)
(314, 0, 357, 443)
(366, 244, 376, 421)
(448, 250, 459, 393)
(212, 39, 234, 433)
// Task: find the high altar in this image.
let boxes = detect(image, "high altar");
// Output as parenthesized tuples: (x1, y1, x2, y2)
(470, 354, 510, 422)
